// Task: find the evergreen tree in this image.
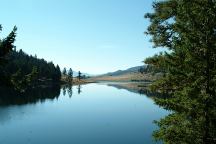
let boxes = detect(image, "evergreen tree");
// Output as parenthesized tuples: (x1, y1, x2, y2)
(0, 25, 62, 90)
(0, 25, 17, 85)
(77, 71, 82, 80)
(10, 69, 25, 91)
(1, 48, 62, 89)
(26, 66, 38, 84)
(145, 0, 216, 143)
(0, 25, 17, 62)
(68, 68, 73, 82)
(53, 65, 61, 82)
(62, 68, 67, 75)
(10, 66, 38, 92)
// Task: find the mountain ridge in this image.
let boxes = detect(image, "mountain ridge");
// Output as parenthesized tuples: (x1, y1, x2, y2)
(100, 65, 146, 76)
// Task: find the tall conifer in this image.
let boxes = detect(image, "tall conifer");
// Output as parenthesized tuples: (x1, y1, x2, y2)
(145, 0, 216, 143)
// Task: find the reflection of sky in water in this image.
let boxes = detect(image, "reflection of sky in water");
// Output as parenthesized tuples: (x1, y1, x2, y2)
(0, 83, 168, 144)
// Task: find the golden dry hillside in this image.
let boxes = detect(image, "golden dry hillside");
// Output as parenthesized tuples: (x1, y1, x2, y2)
(88, 72, 161, 82)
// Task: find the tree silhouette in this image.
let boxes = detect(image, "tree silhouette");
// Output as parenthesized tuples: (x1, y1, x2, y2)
(0, 25, 17, 85)
(0, 25, 17, 62)
(62, 68, 67, 75)
(68, 68, 73, 82)
(77, 71, 82, 80)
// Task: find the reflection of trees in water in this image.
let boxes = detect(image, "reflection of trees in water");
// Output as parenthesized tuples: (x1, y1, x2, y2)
(77, 85, 81, 94)
(153, 96, 216, 144)
(62, 84, 82, 97)
(63, 86, 66, 96)
(108, 83, 216, 143)
(62, 85, 73, 97)
(0, 85, 61, 106)
(67, 86, 73, 97)
(0, 84, 84, 106)
(107, 83, 165, 98)
(138, 88, 166, 98)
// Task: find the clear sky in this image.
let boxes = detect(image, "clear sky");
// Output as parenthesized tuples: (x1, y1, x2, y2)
(0, 0, 161, 74)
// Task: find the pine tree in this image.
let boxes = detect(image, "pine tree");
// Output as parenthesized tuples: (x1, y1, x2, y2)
(0, 25, 62, 88)
(62, 67, 67, 75)
(68, 68, 73, 82)
(145, 0, 216, 143)
(0, 25, 17, 85)
(77, 71, 82, 80)
(11, 66, 39, 92)
(26, 66, 38, 84)
(0, 25, 17, 62)
(53, 65, 61, 82)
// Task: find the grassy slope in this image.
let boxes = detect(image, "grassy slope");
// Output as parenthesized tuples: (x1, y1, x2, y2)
(88, 72, 162, 82)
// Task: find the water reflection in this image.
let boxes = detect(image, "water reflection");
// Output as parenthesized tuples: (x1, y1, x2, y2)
(62, 84, 82, 97)
(62, 85, 73, 97)
(5, 82, 213, 143)
(0, 83, 169, 144)
(0, 85, 61, 106)
(0, 83, 161, 107)
(77, 85, 82, 94)
(105, 82, 166, 98)
(106, 83, 216, 143)
(153, 94, 216, 144)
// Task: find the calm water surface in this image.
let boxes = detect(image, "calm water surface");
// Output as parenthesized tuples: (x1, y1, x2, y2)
(0, 83, 168, 144)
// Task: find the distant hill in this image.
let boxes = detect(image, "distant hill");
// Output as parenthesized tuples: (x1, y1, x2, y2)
(88, 65, 161, 82)
(101, 65, 146, 76)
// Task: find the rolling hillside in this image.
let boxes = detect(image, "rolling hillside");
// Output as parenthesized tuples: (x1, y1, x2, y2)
(88, 65, 162, 82)
(100, 66, 146, 76)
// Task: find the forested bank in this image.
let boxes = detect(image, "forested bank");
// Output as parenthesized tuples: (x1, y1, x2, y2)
(1, 49, 61, 89)
(0, 25, 61, 92)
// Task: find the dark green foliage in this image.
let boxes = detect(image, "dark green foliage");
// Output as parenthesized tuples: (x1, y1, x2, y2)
(0, 25, 17, 63)
(0, 25, 61, 91)
(0, 25, 17, 85)
(53, 65, 61, 82)
(62, 67, 67, 75)
(67, 68, 73, 82)
(10, 66, 38, 92)
(68, 68, 73, 78)
(8, 49, 61, 81)
(1, 49, 61, 91)
(10, 67, 38, 92)
(145, 0, 216, 143)
(138, 64, 163, 74)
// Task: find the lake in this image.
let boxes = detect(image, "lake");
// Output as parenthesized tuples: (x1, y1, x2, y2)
(0, 83, 168, 144)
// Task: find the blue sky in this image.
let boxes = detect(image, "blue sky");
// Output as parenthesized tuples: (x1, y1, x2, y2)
(0, 0, 161, 74)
